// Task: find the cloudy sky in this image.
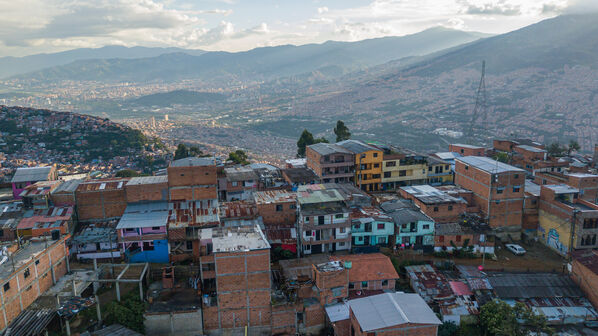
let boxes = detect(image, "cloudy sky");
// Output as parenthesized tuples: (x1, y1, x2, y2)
(0, 0, 593, 57)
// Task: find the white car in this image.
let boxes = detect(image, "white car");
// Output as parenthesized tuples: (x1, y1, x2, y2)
(505, 244, 526, 256)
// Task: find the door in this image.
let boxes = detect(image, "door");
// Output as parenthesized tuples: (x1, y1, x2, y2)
(415, 235, 423, 246)
(364, 236, 370, 245)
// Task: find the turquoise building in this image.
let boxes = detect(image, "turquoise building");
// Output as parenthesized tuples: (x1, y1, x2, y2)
(351, 207, 395, 246)
(387, 208, 435, 249)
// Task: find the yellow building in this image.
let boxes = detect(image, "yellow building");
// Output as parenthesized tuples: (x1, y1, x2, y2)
(380, 149, 428, 191)
(426, 156, 454, 186)
(336, 140, 383, 192)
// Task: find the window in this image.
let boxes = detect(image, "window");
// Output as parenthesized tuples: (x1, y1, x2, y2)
(514, 174, 519, 179)
(428, 166, 433, 172)
(373, 153, 378, 158)
(401, 224, 407, 229)
(151, 226, 160, 230)
(186, 241, 193, 250)
(354, 224, 360, 229)
(377, 223, 385, 230)
(513, 186, 521, 193)
(378, 237, 386, 244)
(143, 242, 155, 251)
(448, 205, 453, 211)
(373, 163, 380, 168)
(372, 174, 381, 179)
(24, 268, 30, 279)
(304, 244, 311, 251)
(276, 204, 283, 212)
(3, 283, 9, 292)
(35, 260, 39, 265)
(423, 224, 430, 230)
(384, 172, 391, 178)
(305, 216, 310, 222)
(358, 236, 363, 241)
(340, 228, 346, 233)
(361, 281, 368, 288)
(339, 242, 345, 247)
(465, 165, 469, 170)
(399, 170, 407, 176)
(290, 204, 296, 209)
(496, 187, 504, 194)
(382, 280, 388, 287)
(386, 161, 396, 167)
(460, 149, 465, 154)
(349, 283, 355, 289)
(318, 216, 325, 225)
(335, 214, 344, 219)
(434, 207, 439, 212)
(231, 181, 238, 187)
(456, 235, 462, 242)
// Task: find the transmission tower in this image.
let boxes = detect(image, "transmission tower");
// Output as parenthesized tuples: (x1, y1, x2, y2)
(466, 61, 488, 144)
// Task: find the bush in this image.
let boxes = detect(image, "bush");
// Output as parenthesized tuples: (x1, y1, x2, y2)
(104, 291, 147, 333)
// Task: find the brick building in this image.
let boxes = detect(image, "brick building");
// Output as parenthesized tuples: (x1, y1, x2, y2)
(221, 167, 259, 201)
(570, 251, 598, 311)
(196, 225, 272, 334)
(306, 143, 354, 184)
(17, 206, 73, 238)
(0, 235, 70, 330)
(449, 144, 485, 157)
(312, 261, 349, 306)
(75, 178, 129, 222)
(455, 156, 526, 237)
(534, 172, 598, 204)
(399, 185, 467, 223)
(125, 176, 168, 203)
(537, 184, 598, 256)
(50, 179, 83, 206)
(332, 253, 399, 293)
(167, 157, 220, 262)
(253, 190, 297, 252)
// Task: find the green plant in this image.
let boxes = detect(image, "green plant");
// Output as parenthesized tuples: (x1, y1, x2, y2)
(104, 290, 147, 333)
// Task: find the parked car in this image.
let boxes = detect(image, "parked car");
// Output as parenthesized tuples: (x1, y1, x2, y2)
(505, 244, 526, 256)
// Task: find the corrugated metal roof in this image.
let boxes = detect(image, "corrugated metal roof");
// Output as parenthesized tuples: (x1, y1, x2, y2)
(457, 156, 524, 173)
(544, 184, 579, 194)
(297, 188, 345, 204)
(116, 202, 169, 229)
(400, 185, 466, 205)
(434, 152, 462, 160)
(525, 180, 541, 197)
(170, 157, 215, 167)
(325, 302, 350, 322)
(349, 292, 440, 331)
(336, 140, 379, 154)
(126, 175, 168, 186)
(308, 143, 353, 156)
(516, 145, 546, 153)
(225, 167, 259, 182)
(0, 308, 56, 336)
(487, 273, 583, 299)
(11, 167, 53, 183)
(52, 179, 84, 193)
(387, 208, 433, 225)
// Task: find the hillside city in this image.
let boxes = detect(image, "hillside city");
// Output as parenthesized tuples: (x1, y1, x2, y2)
(1, 115, 598, 335)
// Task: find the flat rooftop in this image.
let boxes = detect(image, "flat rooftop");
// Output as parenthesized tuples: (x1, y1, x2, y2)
(525, 180, 541, 197)
(282, 168, 319, 184)
(516, 145, 547, 153)
(170, 157, 215, 167)
(224, 167, 258, 182)
(297, 185, 345, 204)
(11, 166, 53, 183)
(451, 143, 485, 149)
(336, 140, 379, 154)
(0, 238, 63, 280)
(116, 202, 169, 230)
(544, 184, 579, 194)
(308, 142, 352, 156)
(198, 225, 270, 253)
(457, 156, 524, 174)
(77, 178, 128, 192)
(126, 175, 168, 186)
(400, 185, 465, 205)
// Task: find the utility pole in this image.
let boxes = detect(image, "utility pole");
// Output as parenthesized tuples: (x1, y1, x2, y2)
(466, 61, 488, 144)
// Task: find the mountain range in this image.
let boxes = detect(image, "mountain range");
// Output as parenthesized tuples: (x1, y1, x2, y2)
(5, 28, 486, 82)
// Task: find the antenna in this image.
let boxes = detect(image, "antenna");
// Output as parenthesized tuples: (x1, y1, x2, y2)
(466, 61, 488, 144)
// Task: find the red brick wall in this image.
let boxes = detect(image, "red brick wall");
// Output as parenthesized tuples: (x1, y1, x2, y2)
(76, 187, 127, 221)
(272, 305, 297, 335)
(571, 259, 598, 310)
(350, 310, 438, 336)
(167, 166, 218, 188)
(449, 144, 485, 157)
(125, 182, 168, 203)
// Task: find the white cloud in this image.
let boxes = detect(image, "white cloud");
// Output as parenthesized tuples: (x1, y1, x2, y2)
(317, 7, 329, 14)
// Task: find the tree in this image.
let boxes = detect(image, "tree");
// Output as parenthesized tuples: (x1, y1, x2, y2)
(115, 169, 140, 178)
(174, 143, 190, 160)
(493, 152, 509, 163)
(546, 142, 566, 157)
(189, 146, 203, 157)
(228, 150, 250, 165)
(568, 140, 580, 155)
(480, 300, 522, 336)
(297, 129, 315, 157)
(334, 120, 351, 142)
(438, 321, 459, 336)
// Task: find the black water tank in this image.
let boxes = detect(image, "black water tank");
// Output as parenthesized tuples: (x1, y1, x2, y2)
(51, 230, 60, 240)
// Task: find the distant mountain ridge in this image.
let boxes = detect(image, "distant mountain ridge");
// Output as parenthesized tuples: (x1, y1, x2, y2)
(8, 28, 487, 83)
(0, 46, 206, 79)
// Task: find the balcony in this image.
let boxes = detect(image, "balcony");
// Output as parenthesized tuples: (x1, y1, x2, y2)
(321, 161, 354, 168)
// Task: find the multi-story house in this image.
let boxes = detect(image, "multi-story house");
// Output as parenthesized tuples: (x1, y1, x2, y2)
(336, 140, 383, 192)
(297, 186, 351, 254)
(167, 157, 220, 262)
(11, 166, 57, 199)
(350, 207, 394, 247)
(116, 202, 169, 263)
(195, 225, 271, 334)
(306, 143, 354, 184)
(537, 184, 598, 256)
(426, 156, 453, 185)
(387, 207, 435, 249)
(455, 156, 526, 238)
(379, 147, 427, 191)
(449, 144, 485, 157)
(221, 166, 258, 201)
(333, 253, 399, 292)
(254, 190, 297, 253)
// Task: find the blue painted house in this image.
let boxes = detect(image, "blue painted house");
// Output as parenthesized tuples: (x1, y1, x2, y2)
(351, 207, 395, 246)
(116, 202, 169, 263)
(387, 207, 435, 249)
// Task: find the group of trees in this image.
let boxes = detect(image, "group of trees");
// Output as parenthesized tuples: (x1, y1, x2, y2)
(546, 140, 580, 157)
(439, 299, 553, 336)
(174, 143, 206, 160)
(228, 150, 249, 165)
(296, 120, 351, 157)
